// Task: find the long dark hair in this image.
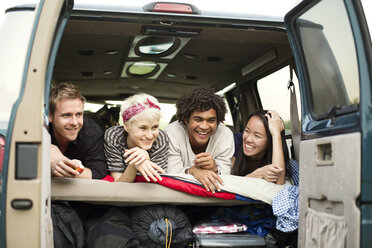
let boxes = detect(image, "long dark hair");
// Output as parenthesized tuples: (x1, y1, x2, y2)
(231, 110, 289, 176)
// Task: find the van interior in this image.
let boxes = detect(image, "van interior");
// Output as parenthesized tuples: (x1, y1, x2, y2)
(53, 8, 294, 132)
(47, 6, 300, 246)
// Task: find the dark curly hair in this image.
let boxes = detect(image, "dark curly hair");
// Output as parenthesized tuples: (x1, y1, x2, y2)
(176, 86, 227, 123)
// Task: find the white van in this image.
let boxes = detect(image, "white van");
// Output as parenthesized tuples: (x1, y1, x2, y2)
(0, 0, 371, 247)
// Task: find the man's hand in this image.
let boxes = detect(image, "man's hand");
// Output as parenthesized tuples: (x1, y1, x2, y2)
(189, 166, 223, 193)
(124, 147, 150, 165)
(50, 145, 80, 177)
(134, 160, 165, 182)
(194, 152, 217, 172)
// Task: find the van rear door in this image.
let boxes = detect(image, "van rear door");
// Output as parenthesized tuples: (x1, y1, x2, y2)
(285, 0, 372, 247)
(0, 0, 73, 247)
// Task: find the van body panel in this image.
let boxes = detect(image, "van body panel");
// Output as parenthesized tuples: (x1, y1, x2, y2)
(1, 0, 73, 247)
(285, 0, 371, 246)
(0, 9, 38, 246)
(298, 133, 361, 247)
(352, 0, 372, 245)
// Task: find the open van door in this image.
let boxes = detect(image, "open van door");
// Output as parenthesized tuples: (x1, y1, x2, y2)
(285, 0, 372, 247)
(0, 0, 73, 247)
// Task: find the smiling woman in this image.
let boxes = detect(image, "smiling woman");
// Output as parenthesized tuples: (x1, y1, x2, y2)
(232, 110, 289, 185)
(104, 93, 169, 183)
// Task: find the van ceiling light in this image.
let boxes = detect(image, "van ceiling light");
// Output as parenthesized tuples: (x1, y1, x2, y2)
(105, 50, 119, 55)
(138, 37, 176, 55)
(121, 61, 168, 79)
(183, 53, 198, 59)
(129, 35, 191, 59)
(241, 49, 277, 77)
(129, 85, 141, 90)
(167, 73, 176, 78)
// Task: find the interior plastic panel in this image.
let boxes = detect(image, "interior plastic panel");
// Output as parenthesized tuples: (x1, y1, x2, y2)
(298, 132, 361, 247)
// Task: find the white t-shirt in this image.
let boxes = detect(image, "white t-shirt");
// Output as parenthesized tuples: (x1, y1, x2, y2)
(165, 121, 234, 175)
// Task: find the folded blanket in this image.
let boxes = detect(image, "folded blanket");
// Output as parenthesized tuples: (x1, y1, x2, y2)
(193, 219, 247, 234)
(135, 174, 292, 205)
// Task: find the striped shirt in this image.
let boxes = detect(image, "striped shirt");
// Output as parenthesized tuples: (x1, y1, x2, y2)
(104, 125, 169, 172)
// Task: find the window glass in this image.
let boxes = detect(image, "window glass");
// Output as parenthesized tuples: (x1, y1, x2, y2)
(84, 102, 104, 112)
(296, 0, 359, 118)
(361, 0, 372, 37)
(158, 103, 177, 129)
(257, 66, 301, 129)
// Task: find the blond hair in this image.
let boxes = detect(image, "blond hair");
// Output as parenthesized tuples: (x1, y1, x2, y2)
(49, 83, 85, 116)
(120, 93, 161, 126)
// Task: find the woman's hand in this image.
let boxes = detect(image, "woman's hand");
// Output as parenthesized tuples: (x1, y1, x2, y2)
(134, 160, 165, 182)
(259, 164, 283, 183)
(245, 164, 283, 183)
(265, 110, 284, 138)
(124, 147, 150, 165)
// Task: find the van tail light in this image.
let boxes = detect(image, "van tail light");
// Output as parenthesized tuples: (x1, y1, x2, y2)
(0, 134, 4, 173)
(144, 2, 200, 14)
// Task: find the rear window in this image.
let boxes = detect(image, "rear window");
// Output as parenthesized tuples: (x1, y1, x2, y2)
(257, 65, 301, 129)
(296, 0, 359, 118)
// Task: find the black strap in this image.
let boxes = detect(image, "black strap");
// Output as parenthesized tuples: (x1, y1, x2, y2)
(288, 62, 300, 161)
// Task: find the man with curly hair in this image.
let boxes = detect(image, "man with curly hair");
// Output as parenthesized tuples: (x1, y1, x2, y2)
(165, 86, 234, 193)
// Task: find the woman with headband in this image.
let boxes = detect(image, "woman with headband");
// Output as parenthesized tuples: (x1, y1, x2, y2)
(104, 93, 169, 182)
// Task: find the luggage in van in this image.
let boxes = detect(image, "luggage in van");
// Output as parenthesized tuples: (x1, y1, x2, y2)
(194, 233, 266, 247)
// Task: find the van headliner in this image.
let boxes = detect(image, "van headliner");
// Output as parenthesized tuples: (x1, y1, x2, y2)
(53, 1, 293, 105)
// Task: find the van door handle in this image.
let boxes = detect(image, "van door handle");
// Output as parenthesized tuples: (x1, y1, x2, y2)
(316, 140, 334, 166)
(11, 199, 33, 210)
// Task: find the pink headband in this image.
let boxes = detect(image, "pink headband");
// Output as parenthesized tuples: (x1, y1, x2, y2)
(122, 98, 161, 123)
